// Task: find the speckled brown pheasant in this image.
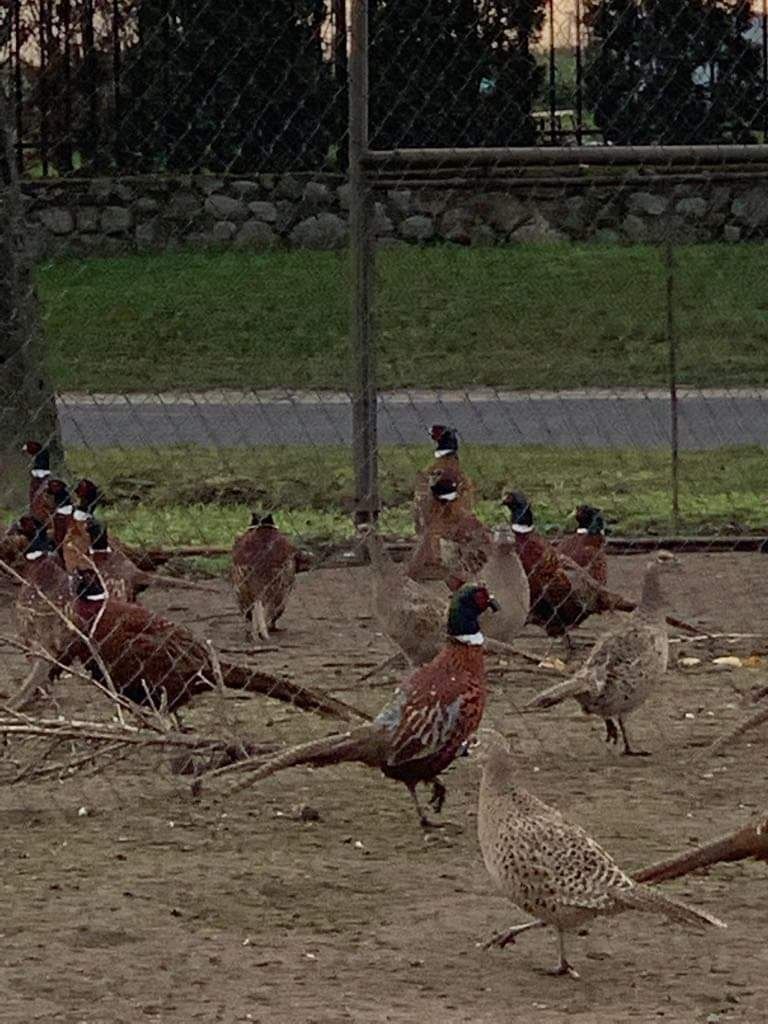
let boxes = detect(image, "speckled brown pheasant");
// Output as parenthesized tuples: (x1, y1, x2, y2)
(476, 729, 726, 978)
(526, 552, 677, 756)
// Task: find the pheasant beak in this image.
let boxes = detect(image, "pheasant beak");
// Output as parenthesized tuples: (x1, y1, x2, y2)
(488, 596, 501, 613)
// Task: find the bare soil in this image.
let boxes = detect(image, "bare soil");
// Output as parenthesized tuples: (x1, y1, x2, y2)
(0, 553, 766, 1024)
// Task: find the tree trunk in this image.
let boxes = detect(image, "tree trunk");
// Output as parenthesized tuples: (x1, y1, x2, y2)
(0, 81, 61, 512)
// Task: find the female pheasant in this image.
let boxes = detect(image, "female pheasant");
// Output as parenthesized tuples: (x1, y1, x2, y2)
(476, 729, 726, 978)
(526, 552, 677, 755)
(219, 583, 500, 829)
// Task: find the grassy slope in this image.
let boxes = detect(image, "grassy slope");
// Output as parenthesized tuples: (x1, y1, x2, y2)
(38, 244, 768, 393)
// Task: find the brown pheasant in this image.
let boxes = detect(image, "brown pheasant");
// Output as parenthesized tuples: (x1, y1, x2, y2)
(555, 504, 608, 585)
(209, 584, 499, 829)
(84, 520, 219, 602)
(409, 469, 489, 583)
(476, 729, 726, 978)
(231, 513, 309, 643)
(360, 525, 445, 670)
(411, 428, 475, 579)
(502, 490, 697, 646)
(9, 516, 72, 710)
(22, 440, 53, 522)
(58, 568, 363, 721)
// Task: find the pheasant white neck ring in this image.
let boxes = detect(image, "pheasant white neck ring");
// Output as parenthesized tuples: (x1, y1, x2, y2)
(55, 505, 74, 516)
(576, 527, 588, 534)
(25, 550, 44, 561)
(73, 510, 91, 522)
(31, 469, 51, 479)
(435, 449, 455, 458)
(512, 523, 533, 534)
(454, 631, 484, 646)
(438, 491, 458, 502)
(85, 593, 107, 602)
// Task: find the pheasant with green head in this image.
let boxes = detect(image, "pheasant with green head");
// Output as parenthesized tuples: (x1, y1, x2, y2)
(203, 583, 500, 830)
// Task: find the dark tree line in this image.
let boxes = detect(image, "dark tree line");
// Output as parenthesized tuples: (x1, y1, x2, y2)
(585, 0, 765, 145)
(8, 0, 768, 173)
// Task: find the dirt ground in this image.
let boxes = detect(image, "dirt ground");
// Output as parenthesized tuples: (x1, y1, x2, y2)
(0, 552, 766, 1024)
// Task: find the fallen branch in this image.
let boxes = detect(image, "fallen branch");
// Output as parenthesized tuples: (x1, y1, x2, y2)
(697, 699, 768, 760)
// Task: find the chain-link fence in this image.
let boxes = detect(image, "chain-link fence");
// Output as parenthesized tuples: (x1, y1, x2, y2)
(1, 5, 767, 1019)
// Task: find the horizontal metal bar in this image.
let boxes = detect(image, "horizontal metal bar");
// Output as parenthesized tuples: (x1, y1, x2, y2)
(369, 170, 768, 191)
(363, 144, 768, 170)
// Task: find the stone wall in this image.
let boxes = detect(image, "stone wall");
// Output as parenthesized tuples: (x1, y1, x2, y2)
(21, 171, 768, 258)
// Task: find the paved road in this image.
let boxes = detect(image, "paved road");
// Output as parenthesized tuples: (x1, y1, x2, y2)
(56, 391, 768, 449)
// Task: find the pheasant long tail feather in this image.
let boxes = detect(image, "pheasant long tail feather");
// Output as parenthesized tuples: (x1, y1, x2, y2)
(634, 818, 768, 883)
(216, 663, 370, 722)
(620, 884, 727, 929)
(234, 727, 378, 783)
(525, 672, 590, 709)
(134, 570, 221, 594)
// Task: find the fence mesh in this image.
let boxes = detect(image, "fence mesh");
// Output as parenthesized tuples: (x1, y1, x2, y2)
(0, 4, 767, 1019)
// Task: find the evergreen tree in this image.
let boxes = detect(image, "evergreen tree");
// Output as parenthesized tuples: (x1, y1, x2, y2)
(122, 0, 338, 172)
(369, 0, 545, 149)
(584, 0, 763, 145)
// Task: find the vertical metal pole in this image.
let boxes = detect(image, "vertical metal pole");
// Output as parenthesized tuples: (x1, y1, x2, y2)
(348, 0, 378, 525)
(665, 242, 680, 531)
(762, 0, 767, 140)
(548, 0, 557, 145)
(574, 0, 583, 146)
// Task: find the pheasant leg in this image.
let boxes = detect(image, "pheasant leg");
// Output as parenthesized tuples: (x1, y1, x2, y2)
(408, 785, 461, 833)
(481, 919, 545, 950)
(604, 719, 619, 746)
(545, 930, 580, 979)
(429, 778, 447, 814)
(618, 718, 650, 757)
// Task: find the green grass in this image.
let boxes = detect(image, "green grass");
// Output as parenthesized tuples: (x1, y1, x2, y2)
(37, 243, 768, 393)
(5, 444, 764, 574)
(63, 442, 768, 540)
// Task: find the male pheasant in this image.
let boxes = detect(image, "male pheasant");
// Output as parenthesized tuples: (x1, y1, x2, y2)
(476, 729, 726, 978)
(22, 440, 53, 522)
(231, 513, 309, 643)
(84, 520, 219, 602)
(57, 568, 364, 721)
(555, 504, 608, 585)
(218, 583, 500, 829)
(409, 469, 489, 583)
(9, 516, 72, 709)
(411, 428, 475, 580)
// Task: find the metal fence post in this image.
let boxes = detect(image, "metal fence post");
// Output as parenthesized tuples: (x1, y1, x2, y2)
(665, 241, 680, 531)
(348, 0, 378, 526)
